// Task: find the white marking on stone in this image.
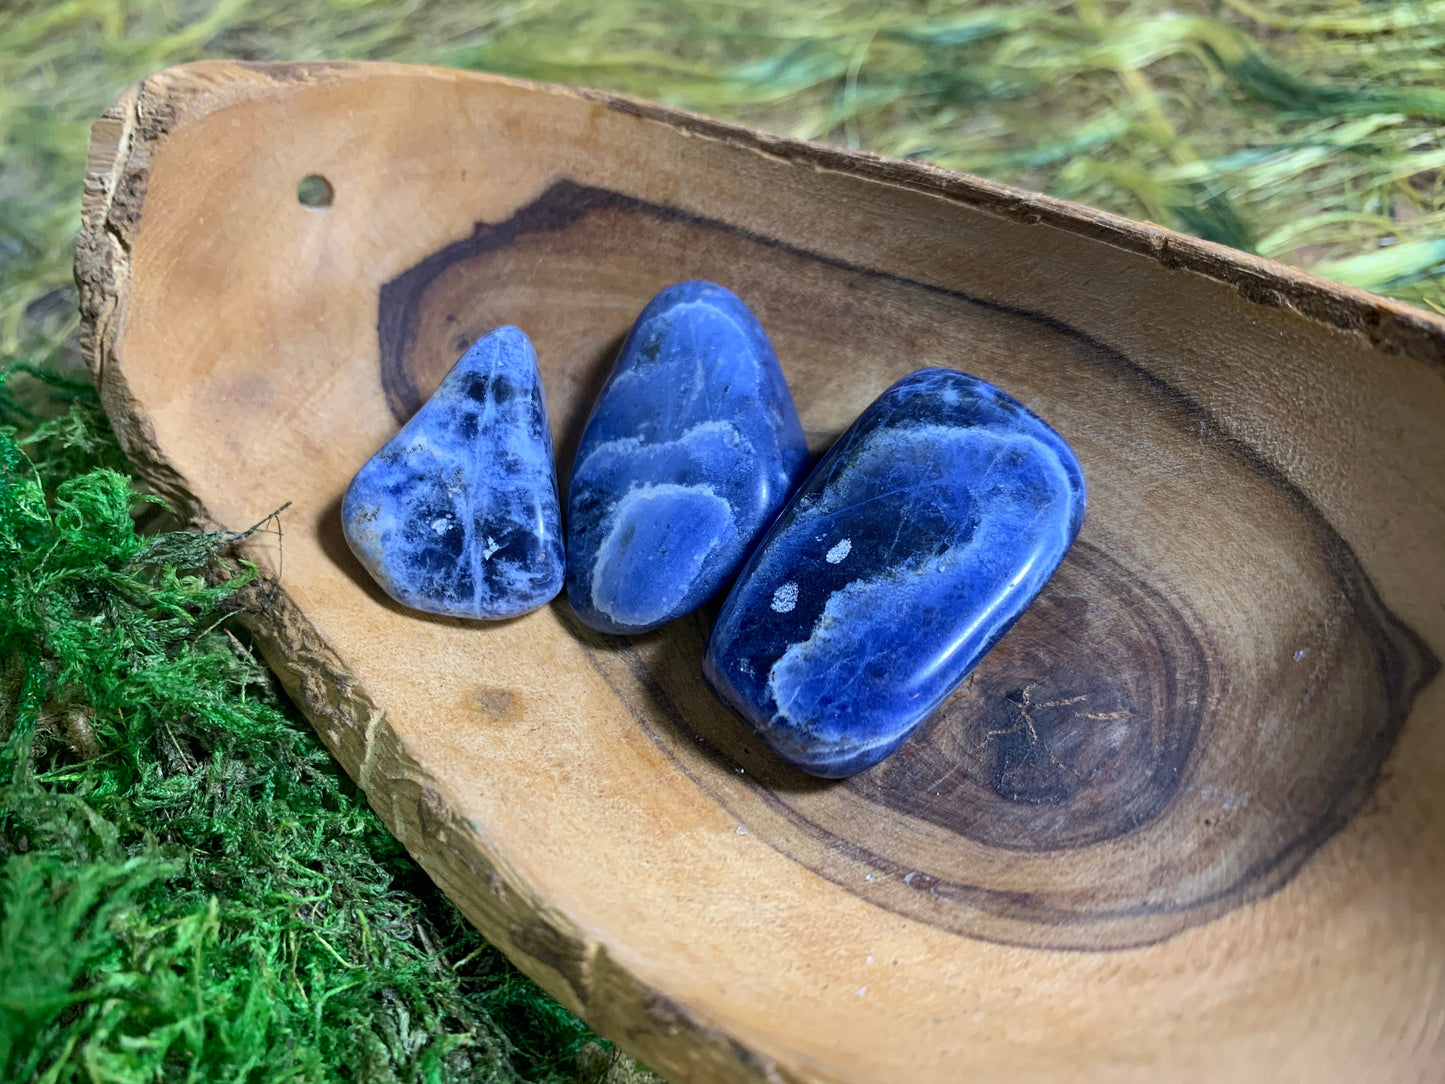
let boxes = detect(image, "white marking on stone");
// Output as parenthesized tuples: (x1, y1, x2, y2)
(825, 537, 852, 564)
(857, 986, 867, 997)
(431, 516, 450, 534)
(771, 582, 799, 613)
(581, 420, 754, 465)
(1293, 648, 1309, 661)
(588, 482, 733, 626)
(481, 536, 501, 560)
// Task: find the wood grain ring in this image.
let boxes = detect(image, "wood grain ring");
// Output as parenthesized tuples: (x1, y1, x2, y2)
(376, 181, 1438, 950)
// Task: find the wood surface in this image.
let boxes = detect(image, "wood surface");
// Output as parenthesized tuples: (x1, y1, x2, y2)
(76, 60, 1445, 1083)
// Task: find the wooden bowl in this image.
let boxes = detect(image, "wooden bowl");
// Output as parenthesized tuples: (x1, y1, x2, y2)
(78, 61, 1445, 1082)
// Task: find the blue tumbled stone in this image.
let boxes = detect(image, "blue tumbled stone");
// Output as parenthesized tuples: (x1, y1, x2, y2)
(566, 281, 809, 634)
(342, 326, 564, 619)
(703, 367, 1086, 778)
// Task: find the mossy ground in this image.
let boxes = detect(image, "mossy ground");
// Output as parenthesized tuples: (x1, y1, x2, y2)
(2, 2, 1442, 1081)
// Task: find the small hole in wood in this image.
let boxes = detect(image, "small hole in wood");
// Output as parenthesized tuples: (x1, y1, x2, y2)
(297, 174, 334, 209)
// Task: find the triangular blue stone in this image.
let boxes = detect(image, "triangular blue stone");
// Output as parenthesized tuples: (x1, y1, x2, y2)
(342, 326, 564, 619)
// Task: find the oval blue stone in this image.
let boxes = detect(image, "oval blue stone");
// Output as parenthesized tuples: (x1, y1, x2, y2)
(566, 281, 809, 634)
(703, 367, 1086, 778)
(342, 326, 564, 620)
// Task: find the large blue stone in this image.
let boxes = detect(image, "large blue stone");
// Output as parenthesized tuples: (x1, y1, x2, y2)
(342, 326, 564, 619)
(566, 281, 809, 634)
(703, 367, 1086, 778)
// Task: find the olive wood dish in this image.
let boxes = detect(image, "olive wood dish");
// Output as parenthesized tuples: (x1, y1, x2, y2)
(77, 60, 1445, 1083)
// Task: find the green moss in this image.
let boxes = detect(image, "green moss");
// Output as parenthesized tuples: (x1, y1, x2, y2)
(2, 2, 1443, 1081)
(0, 381, 628, 1082)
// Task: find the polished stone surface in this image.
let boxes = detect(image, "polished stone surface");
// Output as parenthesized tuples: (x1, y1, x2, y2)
(704, 367, 1086, 778)
(566, 281, 809, 634)
(343, 326, 564, 619)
